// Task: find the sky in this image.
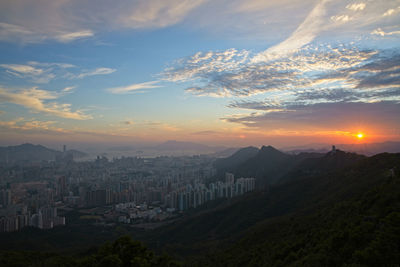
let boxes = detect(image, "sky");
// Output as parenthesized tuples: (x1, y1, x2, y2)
(0, 0, 399, 149)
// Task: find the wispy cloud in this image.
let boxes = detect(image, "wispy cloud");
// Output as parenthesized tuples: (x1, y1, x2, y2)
(122, 120, 134, 125)
(0, 86, 92, 120)
(346, 3, 366, 11)
(252, 0, 331, 62)
(371, 28, 400, 37)
(27, 61, 76, 69)
(62, 86, 76, 93)
(0, 23, 94, 44)
(383, 6, 400, 16)
(0, 22, 40, 43)
(0, 118, 69, 133)
(191, 130, 220, 136)
(107, 81, 161, 94)
(222, 101, 400, 132)
(119, 0, 206, 29)
(75, 68, 116, 79)
(0, 0, 398, 45)
(0, 64, 43, 76)
(330, 15, 352, 23)
(0, 63, 54, 83)
(55, 30, 94, 43)
(0, 0, 206, 43)
(0, 62, 115, 83)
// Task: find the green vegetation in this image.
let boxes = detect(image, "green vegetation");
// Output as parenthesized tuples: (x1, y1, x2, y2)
(145, 153, 399, 260)
(191, 169, 400, 266)
(0, 235, 180, 267)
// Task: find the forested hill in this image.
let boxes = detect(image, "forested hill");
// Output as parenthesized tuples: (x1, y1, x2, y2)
(145, 152, 400, 266)
(215, 145, 365, 186)
(191, 154, 400, 266)
(0, 235, 180, 267)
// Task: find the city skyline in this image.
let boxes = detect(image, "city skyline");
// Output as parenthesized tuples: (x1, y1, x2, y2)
(0, 0, 399, 148)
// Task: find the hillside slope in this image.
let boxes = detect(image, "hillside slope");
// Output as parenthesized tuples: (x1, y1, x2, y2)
(145, 153, 400, 263)
(193, 154, 400, 266)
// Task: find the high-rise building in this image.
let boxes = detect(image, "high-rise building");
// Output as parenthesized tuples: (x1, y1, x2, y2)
(0, 189, 12, 207)
(225, 173, 235, 185)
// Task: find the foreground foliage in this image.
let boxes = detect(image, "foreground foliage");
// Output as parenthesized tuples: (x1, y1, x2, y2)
(0, 235, 180, 267)
(191, 155, 400, 266)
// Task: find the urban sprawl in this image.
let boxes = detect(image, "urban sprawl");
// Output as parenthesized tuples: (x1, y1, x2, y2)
(0, 153, 255, 232)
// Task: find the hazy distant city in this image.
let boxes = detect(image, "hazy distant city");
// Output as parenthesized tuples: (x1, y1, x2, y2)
(0, 143, 257, 233)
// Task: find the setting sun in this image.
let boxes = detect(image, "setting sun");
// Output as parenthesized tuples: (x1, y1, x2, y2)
(357, 133, 364, 139)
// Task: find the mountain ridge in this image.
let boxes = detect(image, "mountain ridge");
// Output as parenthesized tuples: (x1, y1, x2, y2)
(0, 143, 87, 164)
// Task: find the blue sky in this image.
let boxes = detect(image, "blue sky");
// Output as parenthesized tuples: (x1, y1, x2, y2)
(0, 0, 399, 149)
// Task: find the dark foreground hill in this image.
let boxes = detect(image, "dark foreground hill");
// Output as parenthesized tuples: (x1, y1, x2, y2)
(214, 146, 259, 177)
(138, 152, 398, 261)
(187, 153, 400, 266)
(0, 235, 180, 267)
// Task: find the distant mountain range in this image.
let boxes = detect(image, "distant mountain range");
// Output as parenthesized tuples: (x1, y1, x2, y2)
(284, 141, 400, 156)
(0, 143, 87, 164)
(154, 140, 226, 153)
(2, 140, 399, 163)
(105, 140, 236, 157)
(108, 140, 400, 157)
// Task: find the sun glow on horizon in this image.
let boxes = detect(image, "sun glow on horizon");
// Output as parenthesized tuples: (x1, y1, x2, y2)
(357, 133, 364, 139)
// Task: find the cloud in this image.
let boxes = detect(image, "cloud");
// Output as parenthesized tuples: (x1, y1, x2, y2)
(0, 62, 115, 83)
(346, 3, 366, 11)
(163, 48, 249, 83)
(28, 61, 75, 68)
(0, 118, 69, 133)
(135, 120, 180, 132)
(107, 81, 161, 94)
(75, 67, 116, 79)
(122, 120, 134, 125)
(0, 63, 55, 83)
(0, 86, 91, 120)
(228, 100, 284, 111)
(191, 130, 220, 135)
(0, 0, 398, 45)
(371, 28, 400, 37)
(383, 6, 400, 16)
(0, 23, 93, 44)
(0, 64, 43, 76)
(252, 0, 331, 62)
(223, 50, 400, 131)
(162, 0, 399, 99)
(119, 0, 206, 29)
(164, 44, 379, 97)
(222, 101, 400, 132)
(0, 22, 40, 43)
(331, 15, 352, 23)
(62, 86, 76, 93)
(0, 0, 206, 43)
(55, 30, 94, 43)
